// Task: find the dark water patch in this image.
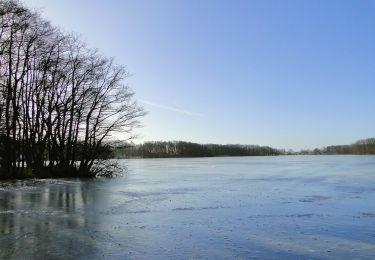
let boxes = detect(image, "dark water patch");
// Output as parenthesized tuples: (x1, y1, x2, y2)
(127, 210, 151, 214)
(200, 206, 228, 210)
(229, 176, 303, 183)
(248, 213, 325, 219)
(173, 207, 195, 211)
(119, 188, 198, 198)
(361, 212, 375, 217)
(173, 206, 229, 211)
(299, 195, 330, 202)
(293, 213, 316, 218)
(334, 185, 375, 196)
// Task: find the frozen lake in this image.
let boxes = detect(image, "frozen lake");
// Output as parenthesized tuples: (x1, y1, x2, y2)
(1, 156, 375, 259)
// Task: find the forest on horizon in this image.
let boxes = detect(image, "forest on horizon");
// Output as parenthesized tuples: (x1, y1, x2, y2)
(108, 138, 375, 159)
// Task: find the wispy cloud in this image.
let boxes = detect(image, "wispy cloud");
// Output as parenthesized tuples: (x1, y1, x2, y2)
(140, 99, 203, 118)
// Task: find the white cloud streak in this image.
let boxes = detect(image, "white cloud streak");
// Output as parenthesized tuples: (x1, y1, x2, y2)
(140, 99, 203, 118)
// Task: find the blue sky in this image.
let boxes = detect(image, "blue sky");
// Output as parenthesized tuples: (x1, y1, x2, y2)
(26, 0, 375, 150)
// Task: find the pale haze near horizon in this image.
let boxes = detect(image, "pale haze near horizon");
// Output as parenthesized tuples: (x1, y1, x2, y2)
(24, 0, 375, 150)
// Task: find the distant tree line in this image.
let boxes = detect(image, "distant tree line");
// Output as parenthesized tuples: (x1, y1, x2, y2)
(0, 1, 144, 179)
(112, 141, 282, 158)
(297, 138, 375, 155)
(110, 138, 375, 159)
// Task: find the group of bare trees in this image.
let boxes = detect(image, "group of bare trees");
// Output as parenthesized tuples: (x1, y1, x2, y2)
(314, 138, 375, 155)
(115, 141, 282, 158)
(0, 0, 144, 178)
(292, 138, 375, 155)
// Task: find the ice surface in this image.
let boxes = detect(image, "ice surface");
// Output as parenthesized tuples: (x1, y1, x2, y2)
(0, 156, 375, 259)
